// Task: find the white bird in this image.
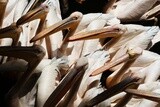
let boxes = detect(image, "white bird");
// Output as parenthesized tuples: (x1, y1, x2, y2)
(105, 0, 158, 22)
(90, 25, 159, 76)
(68, 19, 107, 65)
(67, 13, 121, 65)
(43, 57, 88, 107)
(42, 0, 63, 58)
(105, 24, 154, 57)
(78, 49, 110, 98)
(109, 26, 159, 64)
(30, 11, 83, 59)
(37, 57, 69, 107)
(75, 13, 120, 32)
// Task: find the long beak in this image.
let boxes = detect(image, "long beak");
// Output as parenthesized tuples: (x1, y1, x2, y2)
(2, 45, 45, 99)
(56, 59, 87, 107)
(0, 45, 45, 70)
(68, 26, 123, 41)
(125, 89, 160, 102)
(86, 77, 139, 107)
(90, 47, 142, 76)
(0, 23, 17, 33)
(44, 57, 88, 107)
(16, 4, 49, 26)
(90, 54, 130, 76)
(114, 79, 142, 107)
(0, 0, 8, 27)
(30, 12, 83, 42)
(0, 23, 22, 46)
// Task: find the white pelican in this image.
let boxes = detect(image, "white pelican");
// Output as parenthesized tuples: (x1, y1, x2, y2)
(43, 57, 88, 107)
(105, 0, 158, 22)
(36, 57, 69, 107)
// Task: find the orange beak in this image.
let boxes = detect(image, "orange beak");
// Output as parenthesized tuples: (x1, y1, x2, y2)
(68, 25, 123, 41)
(90, 47, 143, 76)
(30, 12, 83, 42)
(44, 57, 88, 106)
(125, 88, 160, 102)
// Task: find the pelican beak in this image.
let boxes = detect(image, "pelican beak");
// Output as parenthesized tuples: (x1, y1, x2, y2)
(68, 25, 124, 41)
(0, 23, 17, 33)
(0, 45, 45, 71)
(90, 47, 142, 76)
(56, 58, 88, 107)
(44, 57, 88, 106)
(30, 12, 83, 43)
(2, 45, 46, 100)
(90, 54, 129, 76)
(86, 77, 139, 107)
(0, 23, 22, 46)
(16, 4, 49, 26)
(125, 89, 160, 102)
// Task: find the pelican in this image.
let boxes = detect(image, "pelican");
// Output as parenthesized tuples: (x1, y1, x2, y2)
(66, 23, 159, 100)
(104, 0, 158, 22)
(36, 57, 69, 107)
(30, 11, 123, 99)
(16, 2, 49, 46)
(0, 45, 45, 107)
(0, 3, 49, 63)
(66, 12, 120, 65)
(56, 58, 88, 107)
(68, 20, 159, 106)
(0, 0, 159, 106)
(0, 2, 49, 47)
(68, 24, 156, 58)
(30, 11, 83, 58)
(29, 11, 123, 107)
(89, 25, 159, 76)
(84, 77, 140, 107)
(43, 57, 88, 107)
(40, 0, 64, 58)
(88, 45, 160, 106)
(74, 12, 120, 32)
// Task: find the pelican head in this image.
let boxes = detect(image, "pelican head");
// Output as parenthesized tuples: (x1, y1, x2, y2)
(30, 11, 83, 42)
(68, 24, 126, 41)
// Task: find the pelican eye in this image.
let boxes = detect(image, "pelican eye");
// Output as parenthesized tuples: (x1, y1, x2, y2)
(72, 16, 78, 20)
(115, 28, 121, 31)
